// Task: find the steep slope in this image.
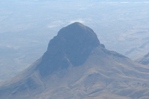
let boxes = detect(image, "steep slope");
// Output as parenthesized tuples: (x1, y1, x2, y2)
(0, 22, 149, 99)
(137, 53, 149, 65)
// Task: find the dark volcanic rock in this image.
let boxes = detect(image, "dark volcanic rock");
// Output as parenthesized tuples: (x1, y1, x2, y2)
(37, 22, 101, 76)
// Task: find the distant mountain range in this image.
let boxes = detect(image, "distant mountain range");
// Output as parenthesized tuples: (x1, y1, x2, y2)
(0, 22, 149, 99)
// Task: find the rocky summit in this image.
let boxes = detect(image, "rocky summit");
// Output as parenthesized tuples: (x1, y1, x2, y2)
(0, 22, 149, 99)
(37, 22, 104, 76)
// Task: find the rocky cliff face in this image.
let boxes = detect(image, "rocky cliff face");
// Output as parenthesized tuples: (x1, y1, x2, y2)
(37, 22, 103, 76)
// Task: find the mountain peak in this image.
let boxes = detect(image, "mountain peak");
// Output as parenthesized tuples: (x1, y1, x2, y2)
(1, 22, 149, 99)
(67, 22, 85, 27)
(37, 22, 101, 76)
(63, 22, 88, 30)
(57, 22, 99, 40)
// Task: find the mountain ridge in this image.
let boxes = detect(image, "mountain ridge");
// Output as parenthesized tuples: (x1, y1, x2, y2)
(0, 22, 149, 99)
(137, 53, 149, 65)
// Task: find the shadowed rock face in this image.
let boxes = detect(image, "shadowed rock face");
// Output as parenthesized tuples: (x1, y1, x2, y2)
(37, 22, 101, 76)
(138, 53, 149, 65)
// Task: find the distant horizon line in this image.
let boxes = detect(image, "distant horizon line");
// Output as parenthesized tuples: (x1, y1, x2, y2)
(96, 2, 149, 3)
